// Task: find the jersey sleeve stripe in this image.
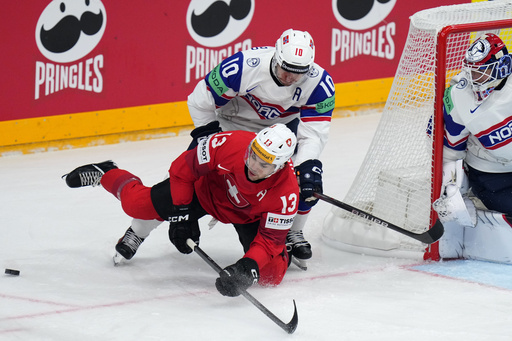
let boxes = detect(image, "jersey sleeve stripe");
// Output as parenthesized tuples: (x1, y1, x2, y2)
(301, 116, 332, 122)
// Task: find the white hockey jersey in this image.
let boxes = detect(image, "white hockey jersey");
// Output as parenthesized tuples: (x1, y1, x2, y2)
(187, 47, 335, 165)
(443, 73, 512, 172)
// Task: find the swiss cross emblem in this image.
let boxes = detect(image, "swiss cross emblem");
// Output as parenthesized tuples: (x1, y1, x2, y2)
(286, 138, 292, 147)
(224, 174, 249, 208)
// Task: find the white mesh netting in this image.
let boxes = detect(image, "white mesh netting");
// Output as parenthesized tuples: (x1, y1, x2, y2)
(322, 0, 512, 258)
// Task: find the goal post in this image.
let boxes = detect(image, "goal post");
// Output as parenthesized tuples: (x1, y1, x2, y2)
(322, 1, 512, 260)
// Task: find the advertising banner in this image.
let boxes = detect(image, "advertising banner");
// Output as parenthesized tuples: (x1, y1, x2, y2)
(0, 0, 470, 151)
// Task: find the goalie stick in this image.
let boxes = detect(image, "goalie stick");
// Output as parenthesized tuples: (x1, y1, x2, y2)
(314, 193, 444, 244)
(186, 239, 298, 334)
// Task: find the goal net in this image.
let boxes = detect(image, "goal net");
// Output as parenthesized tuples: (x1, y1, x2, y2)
(322, 1, 512, 260)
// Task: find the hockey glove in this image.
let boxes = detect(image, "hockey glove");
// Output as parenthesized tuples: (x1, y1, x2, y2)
(295, 159, 323, 207)
(433, 160, 474, 226)
(168, 205, 200, 254)
(215, 258, 259, 297)
(187, 121, 222, 150)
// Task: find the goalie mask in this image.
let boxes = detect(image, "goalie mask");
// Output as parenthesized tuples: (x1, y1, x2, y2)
(463, 33, 512, 103)
(271, 29, 315, 86)
(245, 124, 296, 180)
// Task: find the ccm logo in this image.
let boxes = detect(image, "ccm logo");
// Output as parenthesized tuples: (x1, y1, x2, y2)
(169, 214, 189, 222)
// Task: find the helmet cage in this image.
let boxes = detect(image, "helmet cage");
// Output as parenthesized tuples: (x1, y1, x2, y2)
(464, 60, 503, 102)
(462, 34, 512, 102)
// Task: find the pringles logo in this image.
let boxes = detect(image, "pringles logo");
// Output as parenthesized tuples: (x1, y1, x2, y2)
(185, 0, 255, 83)
(34, 0, 107, 99)
(331, 0, 397, 64)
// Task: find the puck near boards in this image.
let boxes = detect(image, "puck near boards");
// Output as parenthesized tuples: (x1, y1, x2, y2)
(5, 269, 20, 276)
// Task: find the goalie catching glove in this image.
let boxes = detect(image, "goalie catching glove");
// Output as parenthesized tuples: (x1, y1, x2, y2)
(168, 205, 200, 254)
(215, 258, 259, 297)
(295, 159, 323, 207)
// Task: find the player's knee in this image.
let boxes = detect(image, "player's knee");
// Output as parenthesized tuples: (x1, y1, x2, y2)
(258, 250, 289, 286)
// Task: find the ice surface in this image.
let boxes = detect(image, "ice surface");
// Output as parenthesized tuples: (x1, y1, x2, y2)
(2, 113, 512, 340)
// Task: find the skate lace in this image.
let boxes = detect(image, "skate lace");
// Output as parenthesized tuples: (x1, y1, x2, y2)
(122, 229, 144, 252)
(78, 171, 102, 187)
(287, 231, 309, 246)
(78, 165, 105, 187)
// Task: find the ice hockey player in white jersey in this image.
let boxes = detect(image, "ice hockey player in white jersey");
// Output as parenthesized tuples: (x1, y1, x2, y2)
(434, 33, 512, 263)
(186, 29, 335, 269)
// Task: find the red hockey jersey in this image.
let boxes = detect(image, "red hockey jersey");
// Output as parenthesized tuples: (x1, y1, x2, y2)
(169, 131, 299, 267)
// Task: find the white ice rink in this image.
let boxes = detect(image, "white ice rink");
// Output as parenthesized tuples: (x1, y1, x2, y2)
(2, 113, 512, 340)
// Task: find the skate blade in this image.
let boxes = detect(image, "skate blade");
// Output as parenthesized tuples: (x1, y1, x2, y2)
(291, 257, 307, 271)
(113, 252, 125, 266)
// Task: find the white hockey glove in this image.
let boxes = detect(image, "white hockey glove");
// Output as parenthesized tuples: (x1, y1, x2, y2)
(432, 160, 473, 226)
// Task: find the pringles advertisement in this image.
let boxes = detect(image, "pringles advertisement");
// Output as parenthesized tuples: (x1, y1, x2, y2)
(0, 0, 469, 149)
(34, 0, 107, 100)
(331, 0, 398, 75)
(185, 0, 254, 84)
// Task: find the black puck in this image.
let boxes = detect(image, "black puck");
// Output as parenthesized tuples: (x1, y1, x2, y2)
(5, 269, 20, 276)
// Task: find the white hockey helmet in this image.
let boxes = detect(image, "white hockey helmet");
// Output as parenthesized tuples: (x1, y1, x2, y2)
(246, 124, 297, 177)
(463, 33, 512, 102)
(272, 29, 315, 76)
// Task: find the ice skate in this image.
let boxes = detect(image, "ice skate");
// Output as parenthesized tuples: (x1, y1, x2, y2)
(286, 230, 311, 271)
(62, 160, 117, 188)
(113, 227, 145, 265)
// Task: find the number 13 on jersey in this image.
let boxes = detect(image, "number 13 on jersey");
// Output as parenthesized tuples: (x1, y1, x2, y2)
(280, 193, 297, 213)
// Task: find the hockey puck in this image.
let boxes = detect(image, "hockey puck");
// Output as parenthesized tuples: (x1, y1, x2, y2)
(5, 269, 20, 276)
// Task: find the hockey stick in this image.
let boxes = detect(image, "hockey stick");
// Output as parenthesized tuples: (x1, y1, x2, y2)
(314, 192, 444, 244)
(186, 239, 298, 334)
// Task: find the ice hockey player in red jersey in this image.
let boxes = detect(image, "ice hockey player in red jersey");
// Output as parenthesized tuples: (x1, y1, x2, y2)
(63, 124, 299, 295)
(187, 29, 335, 269)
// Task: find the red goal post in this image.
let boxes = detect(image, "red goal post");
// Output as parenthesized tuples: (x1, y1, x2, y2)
(322, 1, 512, 261)
(431, 19, 512, 258)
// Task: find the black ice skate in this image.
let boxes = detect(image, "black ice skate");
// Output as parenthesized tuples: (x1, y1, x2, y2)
(113, 227, 145, 265)
(62, 161, 117, 188)
(286, 230, 312, 271)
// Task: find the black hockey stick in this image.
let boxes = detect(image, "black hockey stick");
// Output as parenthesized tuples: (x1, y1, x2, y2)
(186, 239, 298, 334)
(314, 192, 444, 244)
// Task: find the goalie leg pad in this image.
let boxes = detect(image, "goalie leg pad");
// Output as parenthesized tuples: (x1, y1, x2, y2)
(438, 220, 464, 259)
(463, 210, 512, 263)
